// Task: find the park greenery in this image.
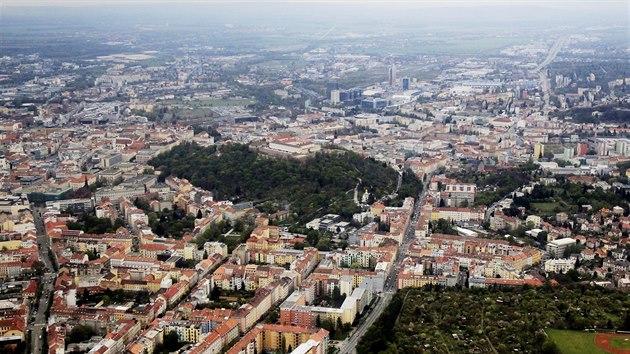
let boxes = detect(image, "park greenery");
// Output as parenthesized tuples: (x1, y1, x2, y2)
(66, 325, 97, 345)
(447, 161, 537, 207)
(617, 160, 630, 173)
(286, 225, 335, 252)
(134, 199, 197, 239)
(66, 213, 125, 234)
(188, 216, 336, 253)
(429, 218, 458, 235)
(153, 331, 189, 354)
(358, 285, 630, 354)
(77, 288, 152, 307)
(147, 208, 195, 239)
(388, 170, 425, 207)
(148, 142, 422, 223)
(511, 179, 630, 217)
(190, 218, 254, 252)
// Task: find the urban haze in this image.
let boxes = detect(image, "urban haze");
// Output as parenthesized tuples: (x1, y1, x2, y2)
(0, 1, 629, 354)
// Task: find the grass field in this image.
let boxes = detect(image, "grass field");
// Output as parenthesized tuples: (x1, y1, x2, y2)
(531, 202, 561, 213)
(546, 329, 609, 354)
(225, 233, 241, 240)
(610, 337, 630, 350)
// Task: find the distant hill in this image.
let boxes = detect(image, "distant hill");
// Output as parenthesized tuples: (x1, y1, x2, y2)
(148, 143, 421, 222)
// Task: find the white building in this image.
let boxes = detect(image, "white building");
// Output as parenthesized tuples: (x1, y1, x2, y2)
(546, 238, 577, 258)
(544, 258, 575, 273)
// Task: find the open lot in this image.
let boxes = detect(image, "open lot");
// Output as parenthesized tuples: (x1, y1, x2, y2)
(546, 329, 608, 354)
(546, 329, 630, 354)
(531, 202, 562, 213)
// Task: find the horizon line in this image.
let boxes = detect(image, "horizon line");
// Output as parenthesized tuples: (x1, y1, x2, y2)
(2, 0, 628, 7)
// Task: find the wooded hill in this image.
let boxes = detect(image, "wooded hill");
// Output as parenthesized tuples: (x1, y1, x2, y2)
(148, 143, 422, 222)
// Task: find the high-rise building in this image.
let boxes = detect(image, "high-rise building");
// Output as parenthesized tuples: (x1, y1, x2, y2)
(615, 140, 628, 156)
(597, 141, 609, 156)
(361, 98, 389, 110)
(338, 88, 363, 104)
(576, 142, 588, 156)
(330, 90, 341, 105)
(326, 82, 340, 99)
(563, 147, 574, 161)
(388, 65, 397, 86)
(402, 77, 410, 90)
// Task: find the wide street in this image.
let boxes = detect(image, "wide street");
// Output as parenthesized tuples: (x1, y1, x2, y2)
(29, 207, 57, 354)
(536, 37, 567, 110)
(338, 174, 431, 354)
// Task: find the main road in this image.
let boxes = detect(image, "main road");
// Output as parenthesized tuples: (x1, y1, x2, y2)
(29, 207, 57, 354)
(338, 174, 432, 354)
(535, 37, 567, 110)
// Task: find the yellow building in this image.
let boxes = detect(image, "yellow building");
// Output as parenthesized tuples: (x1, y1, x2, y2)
(166, 323, 201, 343)
(271, 253, 298, 266)
(0, 220, 14, 232)
(260, 325, 319, 352)
(183, 243, 196, 260)
(533, 143, 545, 160)
(0, 240, 22, 251)
(370, 203, 385, 217)
(397, 274, 439, 289)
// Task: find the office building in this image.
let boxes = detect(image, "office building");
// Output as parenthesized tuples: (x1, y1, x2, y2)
(546, 238, 576, 258)
(576, 142, 588, 156)
(361, 98, 389, 110)
(326, 82, 340, 100)
(563, 147, 574, 161)
(388, 65, 397, 86)
(402, 77, 410, 90)
(330, 90, 340, 105)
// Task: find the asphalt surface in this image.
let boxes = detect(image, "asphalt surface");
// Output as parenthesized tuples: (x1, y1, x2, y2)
(338, 174, 432, 354)
(29, 207, 57, 354)
(536, 37, 566, 110)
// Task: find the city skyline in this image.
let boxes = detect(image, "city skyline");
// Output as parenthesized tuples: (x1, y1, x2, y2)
(0, 0, 629, 353)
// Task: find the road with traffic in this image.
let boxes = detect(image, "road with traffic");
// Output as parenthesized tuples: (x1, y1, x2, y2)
(338, 174, 432, 354)
(29, 207, 57, 354)
(536, 37, 567, 110)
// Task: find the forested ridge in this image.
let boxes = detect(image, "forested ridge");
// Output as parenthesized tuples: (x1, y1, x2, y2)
(148, 143, 421, 221)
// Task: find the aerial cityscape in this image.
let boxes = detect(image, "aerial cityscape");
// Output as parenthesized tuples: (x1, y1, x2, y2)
(0, 1, 629, 353)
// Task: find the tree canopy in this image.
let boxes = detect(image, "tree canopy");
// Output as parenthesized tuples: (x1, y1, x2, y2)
(66, 213, 125, 234)
(149, 143, 421, 222)
(358, 285, 630, 353)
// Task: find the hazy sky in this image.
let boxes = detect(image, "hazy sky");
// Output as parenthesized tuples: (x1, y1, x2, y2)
(1, 0, 628, 8)
(1, 0, 626, 31)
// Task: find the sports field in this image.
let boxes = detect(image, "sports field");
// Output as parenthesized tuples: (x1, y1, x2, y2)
(546, 329, 630, 354)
